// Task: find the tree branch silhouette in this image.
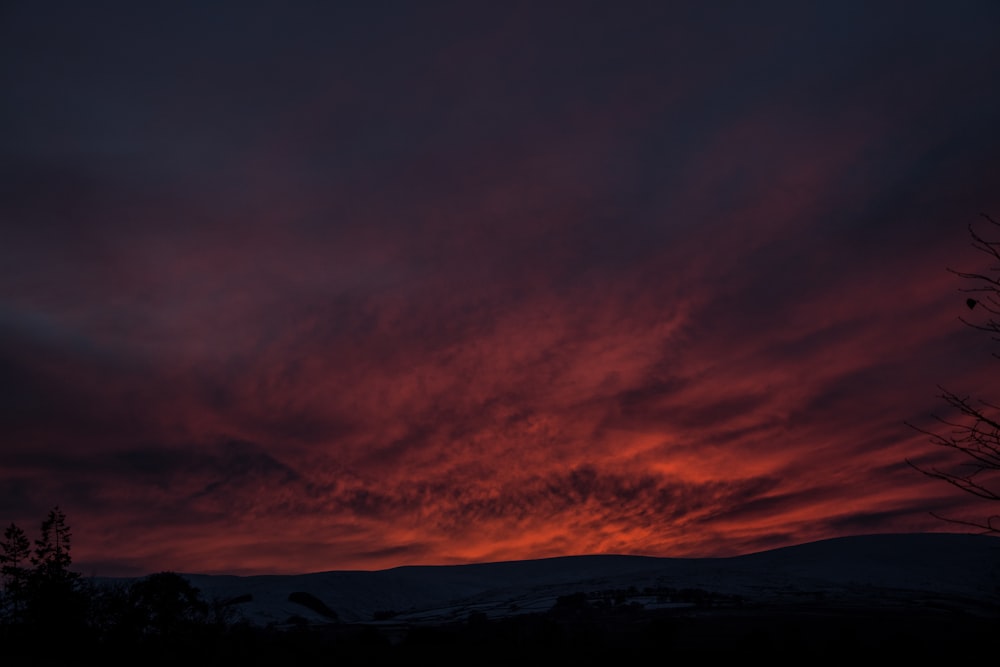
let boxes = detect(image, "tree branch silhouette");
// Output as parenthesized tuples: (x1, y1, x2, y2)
(906, 213, 1000, 534)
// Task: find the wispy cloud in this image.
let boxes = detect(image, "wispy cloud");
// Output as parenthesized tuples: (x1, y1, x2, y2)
(1, 1, 999, 575)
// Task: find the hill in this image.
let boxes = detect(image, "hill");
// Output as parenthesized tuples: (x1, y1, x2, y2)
(76, 533, 1000, 662)
(169, 532, 999, 627)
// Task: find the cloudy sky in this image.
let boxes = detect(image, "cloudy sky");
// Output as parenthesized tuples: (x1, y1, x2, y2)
(2, 1, 999, 576)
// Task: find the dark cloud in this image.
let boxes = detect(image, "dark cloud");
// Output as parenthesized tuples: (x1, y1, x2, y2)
(1, 1, 1000, 574)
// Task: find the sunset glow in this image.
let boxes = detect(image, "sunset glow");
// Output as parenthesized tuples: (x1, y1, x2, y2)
(2, 1, 999, 576)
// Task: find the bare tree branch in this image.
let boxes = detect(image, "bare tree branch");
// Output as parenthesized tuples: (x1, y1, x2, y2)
(908, 214, 1000, 534)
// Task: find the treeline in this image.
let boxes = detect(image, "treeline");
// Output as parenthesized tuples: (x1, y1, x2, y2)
(4, 508, 990, 664)
(1, 506, 86, 636)
(0, 507, 240, 662)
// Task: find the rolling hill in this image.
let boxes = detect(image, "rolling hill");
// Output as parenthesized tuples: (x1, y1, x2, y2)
(169, 532, 1000, 628)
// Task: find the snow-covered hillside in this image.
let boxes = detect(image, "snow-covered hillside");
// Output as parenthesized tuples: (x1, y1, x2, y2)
(121, 533, 995, 628)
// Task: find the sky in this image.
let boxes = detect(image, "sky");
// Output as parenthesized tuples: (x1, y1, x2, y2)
(2, 1, 1000, 577)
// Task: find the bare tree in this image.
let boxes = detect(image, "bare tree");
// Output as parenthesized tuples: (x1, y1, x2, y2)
(906, 214, 1000, 534)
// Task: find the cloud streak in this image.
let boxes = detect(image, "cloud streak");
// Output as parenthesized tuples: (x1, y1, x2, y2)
(1, 1, 999, 574)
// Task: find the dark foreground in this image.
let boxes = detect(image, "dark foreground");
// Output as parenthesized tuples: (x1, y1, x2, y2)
(317, 604, 995, 665)
(7, 600, 995, 666)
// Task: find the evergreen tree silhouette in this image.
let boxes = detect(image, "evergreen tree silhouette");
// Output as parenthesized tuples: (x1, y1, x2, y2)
(23, 506, 86, 648)
(0, 523, 31, 623)
(31, 506, 74, 581)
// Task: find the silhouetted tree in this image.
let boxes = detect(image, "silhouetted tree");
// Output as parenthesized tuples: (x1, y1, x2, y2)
(0, 523, 31, 622)
(23, 506, 86, 643)
(31, 506, 74, 580)
(127, 571, 209, 639)
(907, 213, 1000, 533)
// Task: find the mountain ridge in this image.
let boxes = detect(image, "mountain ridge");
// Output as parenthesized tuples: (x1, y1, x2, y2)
(137, 532, 999, 627)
